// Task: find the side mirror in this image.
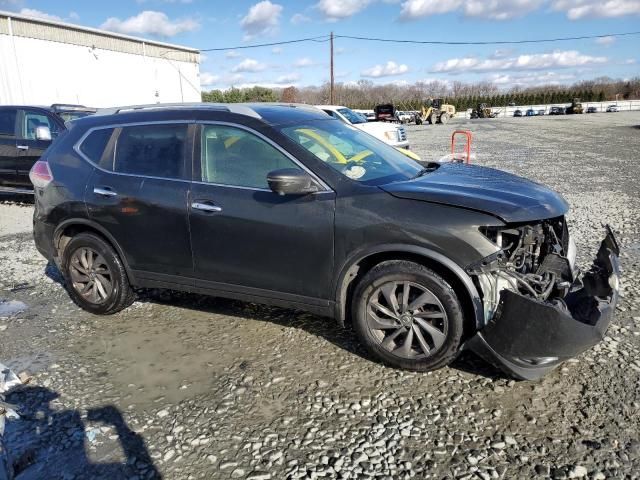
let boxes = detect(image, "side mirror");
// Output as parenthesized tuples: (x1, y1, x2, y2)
(35, 125, 52, 141)
(267, 168, 320, 196)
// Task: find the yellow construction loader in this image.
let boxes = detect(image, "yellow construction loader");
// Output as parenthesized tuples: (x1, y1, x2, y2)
(415, 98, 456, 125)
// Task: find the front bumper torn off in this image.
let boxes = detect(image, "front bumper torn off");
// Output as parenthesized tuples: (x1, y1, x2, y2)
(467, 228, 620, 380)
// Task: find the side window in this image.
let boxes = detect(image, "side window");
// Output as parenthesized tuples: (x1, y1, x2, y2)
(201, 125, 301, 189)
(114, 124, 188, 179)
(19, 110, 60, 140)
(0, 109, 17, 137)
(323, 110, 337, 118)
(79, 128, 115, 169)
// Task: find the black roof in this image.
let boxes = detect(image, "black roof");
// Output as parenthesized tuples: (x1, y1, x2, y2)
(71, 103, 331, 129)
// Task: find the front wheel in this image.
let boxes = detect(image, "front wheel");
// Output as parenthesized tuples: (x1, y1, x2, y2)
(63, 233, 135, 315)
(351, 261, 464, 371)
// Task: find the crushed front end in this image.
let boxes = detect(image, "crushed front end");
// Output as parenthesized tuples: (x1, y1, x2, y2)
(466, 218, 620, 380)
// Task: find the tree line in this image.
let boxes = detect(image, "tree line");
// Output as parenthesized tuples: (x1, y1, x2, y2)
(201, 76, 640, 110)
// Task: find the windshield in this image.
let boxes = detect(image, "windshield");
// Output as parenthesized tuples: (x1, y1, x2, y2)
(280, 120, 422, 186)
(57, 111, 94, 122)
(337, 108, 367, 124)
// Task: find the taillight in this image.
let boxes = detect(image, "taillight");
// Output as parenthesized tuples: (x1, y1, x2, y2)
(29, 160, 53, 188)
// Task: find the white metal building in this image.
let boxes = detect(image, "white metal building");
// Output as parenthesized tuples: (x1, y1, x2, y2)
(0, 10, 201, 107)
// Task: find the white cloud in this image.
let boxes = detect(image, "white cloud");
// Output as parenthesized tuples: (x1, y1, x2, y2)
(200, 72, 220, 86)
(488, 71, 576, 87)
(231, 58, 267, 73)
(400, 0, 543, 20)
(432, 50, 607, 73)
(225, 50, 241, 58)
(19, 8, 62, 21)
(69, 11, 80, 21)
(272, 47, 283, 54)
(316, 0, 372, 20)
(276, 73, 301, 84)
(361, 60, 409, 77)
(551, 0, 640, 19)
(240, 1, 283, 39)
(100, 11, 199, 37)
(291, 13, 311, 24)
(595, 35, 616, 46)
(294, 57, 314, 67)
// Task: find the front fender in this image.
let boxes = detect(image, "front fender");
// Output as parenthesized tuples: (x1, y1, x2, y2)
(333, 243, 484, 329)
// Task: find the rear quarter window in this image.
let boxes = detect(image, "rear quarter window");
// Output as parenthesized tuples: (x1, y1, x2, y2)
(79, 128, 115, 168)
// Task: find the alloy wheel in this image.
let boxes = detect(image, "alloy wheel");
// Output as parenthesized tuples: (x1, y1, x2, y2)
(366, 281, 448, 359)
(69, 247, 113, 304)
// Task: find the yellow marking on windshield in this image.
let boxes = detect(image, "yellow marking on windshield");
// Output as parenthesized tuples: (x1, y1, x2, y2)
(296, 128, 348, 164)
(224, 136, 240, 149)
(349, 150, 374, 163)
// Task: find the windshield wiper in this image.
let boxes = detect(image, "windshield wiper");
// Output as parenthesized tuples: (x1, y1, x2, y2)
(411, 163, 440, 179)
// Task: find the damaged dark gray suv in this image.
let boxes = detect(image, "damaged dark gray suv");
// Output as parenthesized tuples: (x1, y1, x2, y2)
(30, 103, 620, 380)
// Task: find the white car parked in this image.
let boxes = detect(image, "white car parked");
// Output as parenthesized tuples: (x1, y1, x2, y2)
(316, 105, 409, 149)
(606, 105, 620, 112)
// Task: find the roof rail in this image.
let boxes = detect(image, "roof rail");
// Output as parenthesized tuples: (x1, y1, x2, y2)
(94, 103, 262, 119)
(51, 103, 95, 111)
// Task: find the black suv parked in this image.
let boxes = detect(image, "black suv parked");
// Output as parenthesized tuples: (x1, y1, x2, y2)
(0, 104, 95, 191)
(31, 103, 620, 380)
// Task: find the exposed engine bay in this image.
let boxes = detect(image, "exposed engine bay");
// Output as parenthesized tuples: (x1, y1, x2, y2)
(471, 217, 578, 323)
(466, 218, 620, 380)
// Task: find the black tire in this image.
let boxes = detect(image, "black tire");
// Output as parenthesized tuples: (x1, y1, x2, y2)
(351, 260, 464, 371)
(62, 233, 135, 315)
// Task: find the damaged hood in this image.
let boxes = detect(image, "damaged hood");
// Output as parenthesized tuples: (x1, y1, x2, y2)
(380, 163, 569, 222)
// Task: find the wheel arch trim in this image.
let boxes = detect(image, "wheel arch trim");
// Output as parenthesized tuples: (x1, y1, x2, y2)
(333, 244, 484, 329)
(53, 218, 137, 284)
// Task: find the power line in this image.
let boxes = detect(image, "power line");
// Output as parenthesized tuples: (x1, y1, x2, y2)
(199, 31, 640, 51)
(200, 35, 330, 52)
(335, 31, 640, 45)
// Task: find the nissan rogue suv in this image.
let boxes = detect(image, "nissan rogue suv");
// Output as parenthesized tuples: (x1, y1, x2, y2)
(30, 103, 620, 380)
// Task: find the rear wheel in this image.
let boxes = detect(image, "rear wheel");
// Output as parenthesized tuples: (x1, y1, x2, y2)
(352, 261, 464, 371)
(63, 233, 135, 315)
(439, 113, 449, 124)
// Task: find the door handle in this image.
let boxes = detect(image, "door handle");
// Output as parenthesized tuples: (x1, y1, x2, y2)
(93, 187, 118, 197)
(17, 145, 29, 151)
(191, 202, 222, 213)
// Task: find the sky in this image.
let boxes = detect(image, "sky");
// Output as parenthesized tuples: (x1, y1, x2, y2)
(1, 0, 639, 91)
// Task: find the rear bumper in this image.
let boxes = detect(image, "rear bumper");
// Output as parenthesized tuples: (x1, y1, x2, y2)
(467, 228, 620, 380)
(33, 216, 56, 262)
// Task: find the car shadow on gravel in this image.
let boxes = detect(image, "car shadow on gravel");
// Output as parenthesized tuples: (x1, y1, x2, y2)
(0, 193, 34, 205)
(3, 386, 161, 479)
(136, 289, 508, 380)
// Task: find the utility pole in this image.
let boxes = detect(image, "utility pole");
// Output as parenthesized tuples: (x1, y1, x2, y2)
(330, 31, 334, 104)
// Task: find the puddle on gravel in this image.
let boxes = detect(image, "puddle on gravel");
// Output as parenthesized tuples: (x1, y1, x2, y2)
(74, 309, 252, 407)
(0, 299, 28, 317)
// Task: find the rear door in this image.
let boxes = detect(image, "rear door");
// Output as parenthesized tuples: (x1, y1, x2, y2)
(14, 109, 61, 187)
(83, 122, 195, 285)
(0, 108, 18, 187)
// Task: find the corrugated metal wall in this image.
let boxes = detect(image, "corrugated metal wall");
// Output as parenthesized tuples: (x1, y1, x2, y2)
(1, 14, 199, 63)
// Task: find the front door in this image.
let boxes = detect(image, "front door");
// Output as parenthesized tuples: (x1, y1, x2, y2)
(189, 123, 335, 304)
(84, 123, 194, 283)
(0, 108, 18, 187)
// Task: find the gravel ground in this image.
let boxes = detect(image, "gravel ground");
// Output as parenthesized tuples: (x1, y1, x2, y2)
(1, 112, 639, 480)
